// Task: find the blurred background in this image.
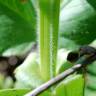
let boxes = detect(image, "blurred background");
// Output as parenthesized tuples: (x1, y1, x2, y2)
(0, 0, 96, 96)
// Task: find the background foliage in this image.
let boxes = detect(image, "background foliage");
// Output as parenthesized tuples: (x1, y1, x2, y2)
(0, 0, 96, 96)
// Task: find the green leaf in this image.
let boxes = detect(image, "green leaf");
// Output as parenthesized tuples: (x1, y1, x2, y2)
(60, 0, 72, 9)
(58, 37, 79, 50)
(87, 61, 96, 75)
(87, 0, 96, 9)
(0, 0, 36, 53)
(15, 52, 43, 88)
(60, 0, 96, 45)
(2, 42, 34, 56)
(56, 49, 73, 74)
(85, 88, 96, 96)
(86, 40, 96, 75)
(55, 74, 84, 96)
(86, 74, 96, 90)
(0, 89, 30, 96)
(39, 91, 52, 96)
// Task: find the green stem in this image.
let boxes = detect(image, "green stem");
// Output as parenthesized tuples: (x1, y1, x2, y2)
(50, 0, 60, 79)
(39, 0, 60, 81)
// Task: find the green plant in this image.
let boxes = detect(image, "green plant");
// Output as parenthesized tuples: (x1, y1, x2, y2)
(0, 0, 96, 96)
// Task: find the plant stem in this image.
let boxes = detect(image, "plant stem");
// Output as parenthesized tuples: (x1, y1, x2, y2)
(38, 0, 60, 81)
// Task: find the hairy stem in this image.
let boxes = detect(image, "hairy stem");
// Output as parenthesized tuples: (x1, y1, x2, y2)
(39, 0, 60, 81)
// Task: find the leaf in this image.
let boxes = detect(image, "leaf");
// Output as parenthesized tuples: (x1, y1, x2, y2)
(58, 37, 79, 50)
(55, 74, 84, 96)
(85, 40, 96, 75)
(0, 0, 36, 53)
(85, 88, 96, 96)
(15, 52, 43, 88)
(86, 40, 96, 75)
(60, 0, 96, 45)
(87, 61, 96, 75)
(56, 49, 73, 74)
(0, 89, 30, 96)
(87, 0, 96, 9)
(86, 74, 96, 90)
(39, 91, 52, 96)
(2, 42, 34, 56)
(2, 77, 14, 89)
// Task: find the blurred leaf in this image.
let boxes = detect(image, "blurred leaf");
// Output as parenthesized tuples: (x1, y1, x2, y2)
(58, 37, 79, 50)
(38, 91, 51, 96)
(2, 42, 34, 56)
(87, 0, 96, 9)
(56, 49, 73, 74)
(0, 89, 30, 96)
(55, 74, 84, 96)
(87, 61, 96, 75)
(60, 0, 72, 9)
(60, 0, 96, 45)
(85, 88, 96, 96)
(86, 74, 96, 90)
(0, 74, 5, 89)
(0, 0, 36, 53)
(15, 52, 43, 88)
(2, 77, 14, 89)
